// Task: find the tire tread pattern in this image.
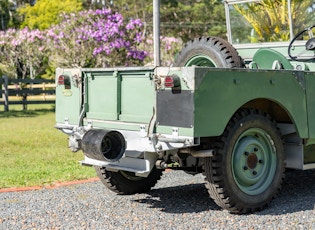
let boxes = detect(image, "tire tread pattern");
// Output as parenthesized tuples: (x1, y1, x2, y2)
(174, 36, 244, 68)
(95, 166, 163, 195)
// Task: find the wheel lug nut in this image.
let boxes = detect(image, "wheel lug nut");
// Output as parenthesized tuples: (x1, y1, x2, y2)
(244, 152, 249, 156)
(243, 166, 248, 170)
(253, 171, 257, 175)
(259, 159, 263, 164)
(254, 147, 258, 152)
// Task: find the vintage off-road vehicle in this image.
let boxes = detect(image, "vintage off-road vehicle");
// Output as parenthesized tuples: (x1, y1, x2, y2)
(55, 0, 315, 213)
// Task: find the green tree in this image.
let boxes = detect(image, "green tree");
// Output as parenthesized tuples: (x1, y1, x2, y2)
(0, 0, 13, 30)
(15, 0, 34, 7)
(234, 0, 315, 42)
(18, 0, 83, 30)
(81, 0, 112, 9)
(160, 0, 226, 41)
(111, 0, 226, 42)
(2, 1, 41, 29)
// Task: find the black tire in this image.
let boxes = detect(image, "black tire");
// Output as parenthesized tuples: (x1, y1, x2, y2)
(174, 36, 244, 68)
(204, 109, 285, 214)
(94, 166, 163, 195)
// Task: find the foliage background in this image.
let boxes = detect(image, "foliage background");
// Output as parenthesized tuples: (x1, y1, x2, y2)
(1, 0, 315, 79)
(1, 0, 226, 41)
(3, 0, 223, 79)
(18, 0, 83, 30)
(111, 0, 226, 42)
(234, 0, 315, 42)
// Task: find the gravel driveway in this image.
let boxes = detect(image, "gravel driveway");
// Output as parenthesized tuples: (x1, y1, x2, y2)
(0, 169, 314, 229)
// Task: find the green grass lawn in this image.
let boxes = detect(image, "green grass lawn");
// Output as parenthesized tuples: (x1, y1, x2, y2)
(0, 106, 95, 188)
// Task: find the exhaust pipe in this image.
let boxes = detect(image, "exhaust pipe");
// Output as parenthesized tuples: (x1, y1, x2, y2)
(81, 129, 126, 162)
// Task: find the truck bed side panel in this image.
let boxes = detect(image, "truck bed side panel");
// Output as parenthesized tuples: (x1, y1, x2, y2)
(193, 68, 308, 138)
(305, 72, 315, 138)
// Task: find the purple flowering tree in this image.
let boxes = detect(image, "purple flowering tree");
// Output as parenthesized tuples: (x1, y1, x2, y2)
(141, 36, 183, 66)
(0, 8, 182, 79)
(0, 9, 148, 78)
(0, 28, 46, 78)
(47, 9, 148, 68)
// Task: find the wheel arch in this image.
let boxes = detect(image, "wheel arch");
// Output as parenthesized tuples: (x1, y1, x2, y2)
(195, 98, 308, 138)
(240, 98, 300, 134)
(218, 97, 302, 137)
(195, 96, 306, 139)
(241, 98, 292, 122)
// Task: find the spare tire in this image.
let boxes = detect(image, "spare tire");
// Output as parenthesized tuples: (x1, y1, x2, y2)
(174, 36, 244, 68)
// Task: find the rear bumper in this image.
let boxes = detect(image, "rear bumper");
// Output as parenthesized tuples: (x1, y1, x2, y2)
(55, 123, 199, 175)
(55, 123, 197, 153)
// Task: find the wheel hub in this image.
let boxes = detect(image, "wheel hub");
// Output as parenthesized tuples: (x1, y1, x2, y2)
(247, 153, 258, 169)
(232, 128, 277, 195)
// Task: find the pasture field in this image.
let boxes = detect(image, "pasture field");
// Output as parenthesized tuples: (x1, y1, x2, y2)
(0, 105, 95, 188)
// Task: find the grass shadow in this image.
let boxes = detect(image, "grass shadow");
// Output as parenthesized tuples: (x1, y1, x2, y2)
(0, 108, 55, 118)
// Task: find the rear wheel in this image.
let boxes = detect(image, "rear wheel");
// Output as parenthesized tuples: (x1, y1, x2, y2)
(95, 166, 163, 194)
(174, 36, 244, 68)
(204, 109, 285, 213)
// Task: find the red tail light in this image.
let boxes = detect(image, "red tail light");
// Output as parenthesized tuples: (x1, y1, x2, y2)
(165, 76, 174, 88)
(164, 75, 180, 88)
(58, 75, 65, 85)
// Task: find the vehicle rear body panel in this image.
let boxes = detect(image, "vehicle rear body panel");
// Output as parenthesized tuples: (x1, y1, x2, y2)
(56, 66, 315, 139)
(84, 68, 155, 125)
(55, 66, 315, 170)
(55, 68, 82, 126)
(192, 68, 308, 138)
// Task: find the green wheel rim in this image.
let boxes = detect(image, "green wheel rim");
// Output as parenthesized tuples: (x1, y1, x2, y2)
(184, 55, 217, 67)
(232, 128, 277, 195)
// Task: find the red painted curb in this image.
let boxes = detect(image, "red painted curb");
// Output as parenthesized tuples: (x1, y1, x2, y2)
(0, 177, 100, 193)
(0, 169, 172, 193)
